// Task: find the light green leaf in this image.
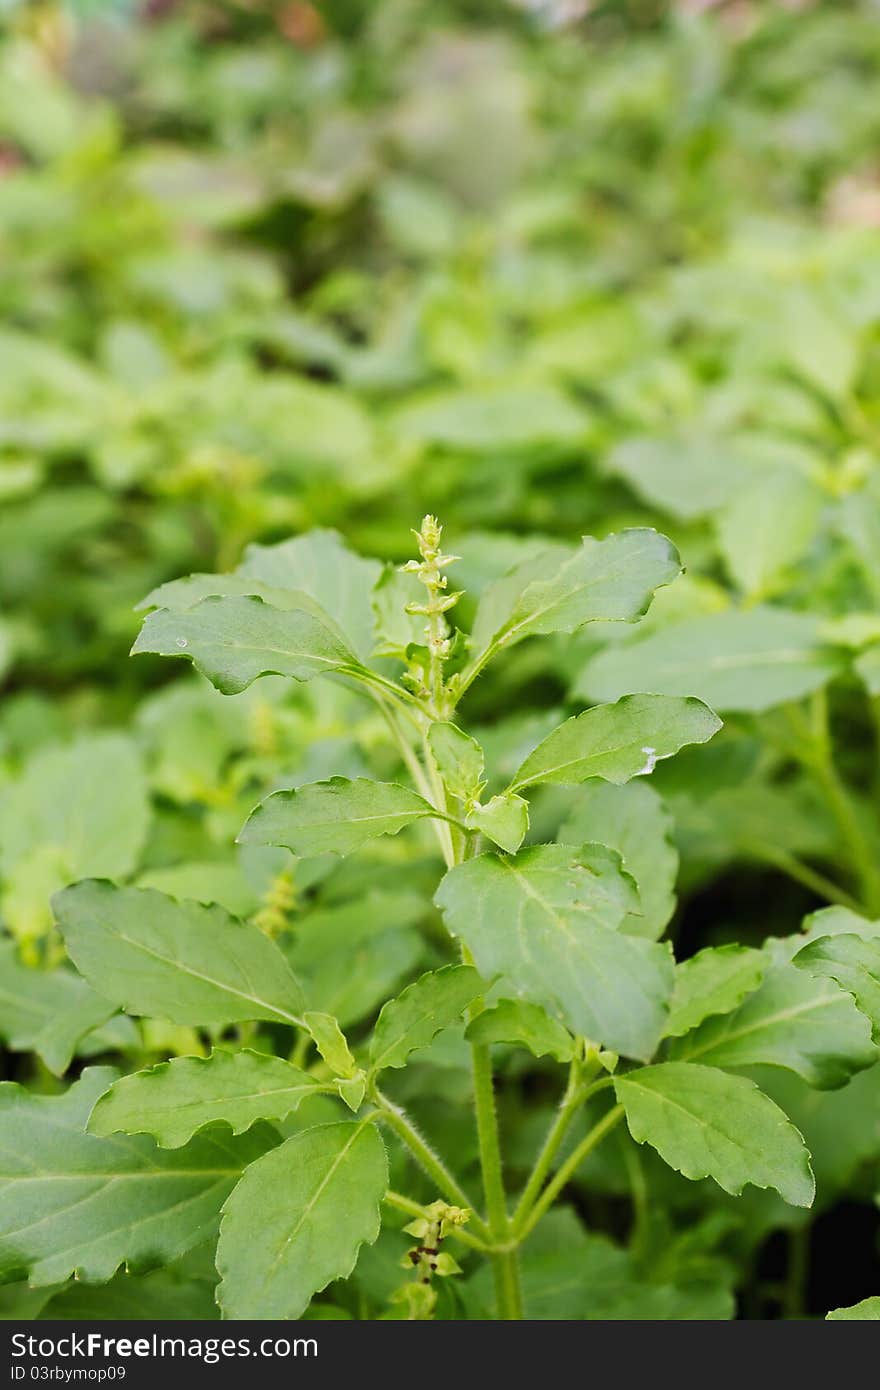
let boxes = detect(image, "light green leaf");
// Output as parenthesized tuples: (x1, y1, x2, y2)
(508, 694, 721, 792)
(715, 471, 822, 599)
(516, 1240, 733, 1320)
(216, 1121, 387, 1319)
(285, 892, 424, 1031)
(238, 529, 382, 661)
(467, 793, 529, 853)
(826, 1297, 880, 1320)
(132, 594, 359, 695)
(370, 565, 425, 658)
(435, 843, 673, 1060)
(469, 528, 681, 673)
(0, 734, 149, 941)
(798, 906, 880, 944)
(671, 962, 877, 1088)
(238, 778, 440, 857)
(428, 722, 485, 802)
(604, 432, 755, 521)
(369, 965, 485, 1073)
(0, 1068, 273, 1286)
(38, 1266, 219, 1321)
(54, 881, 305, 1027)
(87, 1050, 323, 1148)
(577, 608, 840, 713)
(303, 1012, 359, 1078)
(615, 1062, 815, 1207)
(465, 999, 576, 1062)
(794, 934, 880, 1042)
(135, 573, 296, 614)
(557, 782, 678, 940)
(334, 1076, 366, 1112)
(855, 644, 880, 696)
(391, 384, 591, 452)
(0, 940, 119, 1075)
(664, 945, 766, 1039)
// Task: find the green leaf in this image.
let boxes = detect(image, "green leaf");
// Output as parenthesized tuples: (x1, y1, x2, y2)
(855, 643, 880, 697)
(371, 564, 426, 659)
(715, 470, 822, 599)
(216, 1120, 387, 1319)
(0, 733, 148, 881)
(369, 965, 485, 1073)
(577, 608, 840, 714)
(237, 530, 382, 662)
(516, 1240, 733, 1320)
(557, 782, 678, 940)
(435, 843, 674, 1060)
(469, 529, 681, 671)
(794, 934, 880, 1042)
(0, 939, 119, 1075)
(0, 1068, 273, 1286)
(614, 1062, 815, 1207)
(466, 792, 529, 853)
(136, 573, 296, 614)
(54, 881, 305, 1027)
(132, 594, 360, 695)
(826, 1297, 880, 1320)
(799, 905, 880, 944)
(303, 1012, 359, 1078)
(285, 892, 424, 1030)
(604, 432, 755, 522)
(87, 1049, 323, 1148)
(670, 962, 877, 1088)
(38, 1266, 220, 1321)
(392, 384, 591, 452)
(465, 999, 576, 1062)
(0, 734, 149, 942)
(428, 722, 485, 802)
(238, 778, 440, 858)
(664, 945, 766, 1039)
(334, 1075, 367, 1112)
(508, 694, 721, 792)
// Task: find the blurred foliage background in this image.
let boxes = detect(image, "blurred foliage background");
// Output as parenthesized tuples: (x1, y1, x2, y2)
(3, 0, 880, 1320)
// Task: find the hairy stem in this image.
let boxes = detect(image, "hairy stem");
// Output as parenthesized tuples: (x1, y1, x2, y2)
(470, 1036, 522, 1318)
(372, 1087, 489, 1240)
(460, 935, 522, 1319)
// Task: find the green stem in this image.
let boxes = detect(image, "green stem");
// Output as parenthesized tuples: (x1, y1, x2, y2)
(514, 1104, 625, 1243)
(383, 1191, 488, 1253)
(421, 730, 455, 868)
(623, 1143, 649, 1257)
(788, 693, 880, 914)
(347, 665, 429, 718)
(374, 696, 457, 867)
(512, 1057, 585, 1229)
(372, 1087, 489, 1241)
(512, 1074, 613, 1232)
(470, 1036, 522, 1317)
(811, 754, 880, 914)
(782, 1223, 810, 1320)
(460, 935, 522, 1319)
(288, 1030, 310, 1069)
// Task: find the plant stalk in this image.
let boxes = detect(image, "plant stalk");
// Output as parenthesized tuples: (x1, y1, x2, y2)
(514, 1103, 625, 1243)
(372, 1087, 489, 1241)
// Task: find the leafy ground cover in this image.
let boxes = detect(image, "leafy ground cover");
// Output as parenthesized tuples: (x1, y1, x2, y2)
(2, 0, 880, 1321)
